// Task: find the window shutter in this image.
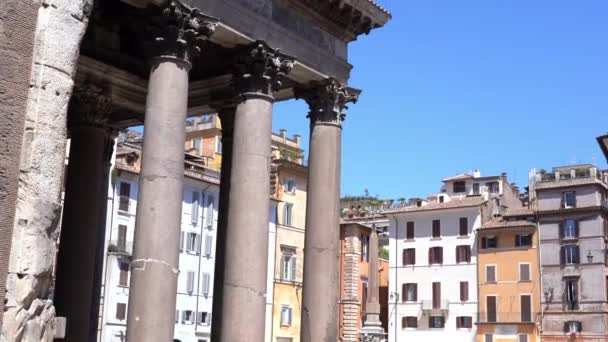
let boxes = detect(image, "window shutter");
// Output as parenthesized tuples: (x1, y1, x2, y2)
(204, 235, 212, 256)
(438, 247, 443, 264)
(413, 284, 417, 301)
(574, 245, 580, 264)
(520, 264, 530, 281)
(175, 310, 179, 323)
(290, 256, 297, 280)
(559, 221, 564, 239)
(574, 220, 579, 238)
(402, 249, 407, 265)
(402, 317, 407, 328)
(206, 195, 214, 228)
(466, 246, 471, 262)
(411, 249, 416, 265)
(563, 322, 569, 333)
(428, 316, 433, 328)
(288, 307, 292, 325)
(202, 273, 210, 295)
(460, 217, 468, 236)
(456, 317, 461, 328)
(180, 232, 184, 251)
(577, 321, 582, 332)
(560, 246, 565, 265)
(456, 246, 461, 263)
(191, 191, 199, 225)
(406, 222, 414, 239)
(429, 247, 434, 264)
(481, 237, 487, 249)
(195, 234, 202, 255)
(187, 271, 194, 293)
(401, 284, 406, 302)
(281, 256, 287, 279)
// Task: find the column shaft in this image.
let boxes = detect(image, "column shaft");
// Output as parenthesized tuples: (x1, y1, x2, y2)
(55, 125, 114, 342)
(219, 96, 273, 342)
(301, 123, 342, 342)
(126, 57, 190, 342)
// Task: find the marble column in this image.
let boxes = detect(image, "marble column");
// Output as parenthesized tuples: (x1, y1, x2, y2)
(54, 84, 116, 342)
(126, 3, 217, 342)
(214, 41, 293, 342)
(360, 226, 387, 342)
(296, 78, 358, 342)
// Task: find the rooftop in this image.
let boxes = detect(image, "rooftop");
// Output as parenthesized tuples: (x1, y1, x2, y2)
(385, 196, 486, 214)
(479, 218, 534, 230)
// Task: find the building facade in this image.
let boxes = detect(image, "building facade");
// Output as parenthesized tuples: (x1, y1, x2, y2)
(386, 172, 521, 342)
(530, 164, 608, 341)
(339, 222, 389, 342)
(475, 210, 541, 342)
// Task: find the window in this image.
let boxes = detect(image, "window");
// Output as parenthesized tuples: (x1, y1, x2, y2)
(402, 316, 417, 328)
(429, 247, 443, 264)
(280, 305, 292, 326)
(485, 334, 493, 342)
(456, 245, 471, 263)
(481, 236, 498, 249)
(402, 248, 415, 266)
(432, 282, 441, 309)
(406, 221, 415, 239)
(562, 191, 576, 208)
(565, 279, 578, 310)
(182, 310, 194, 324)
(215, 136, 222, 154)
(281, 249, 297, 281)
(175, 310, 179, 323)
(203, 234, 213, 256)
(486, 296, 497, 322)
(205, 194, 215, 229)
(197, 311, 210, 325)
(117, 224, 127, 251)
(459, 217, 468, 236)
(561, 219, 578, 239)
(453, 181, 466, 193)
(191, 191, 200, 225)
(116, 303, 126, 320)
(561, 245, 579, 265)
(520, 295, 532, 322)
(361, 235, 370, 262)
(518, 335, 528, 342)
(119, 182, 130, 212)
(515, 234, 532, 247)
(192, 138, 202, 155)
(519, 264, 531, 281)
(182, 232, 200, 254)
(186, 271, 195, 294)
(486, 265, 496, 283)
(564, 321, 582, 333)
(201, 272, 210, 295)
(283, 203, 293, 226)
(362, 281, 368, 315)
(402, 283, 417, 302)
(487, 182, 499, 194)
(283, 179, 296, 193)
(438, 196, 444, 203)
(459, 282, 469, 301)
(429, 316, 444, 328)
(432, 220, 441, 238)
(277, 338, 293, 342)
(473, 183, 480, 195)
(456, 316, 472, 328)
(118, 262, 129, 287)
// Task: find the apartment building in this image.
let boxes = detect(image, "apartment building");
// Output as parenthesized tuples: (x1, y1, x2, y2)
(475, 209, 541, 342)
(530, 164, 608, 341)
(386, 171, 521, 342)
(185, 115, 223, 170)
(339, 222, 389, 341)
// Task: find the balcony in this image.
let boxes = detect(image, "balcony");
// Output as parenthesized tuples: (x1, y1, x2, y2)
(477, 312, 538, 324)
(537, 166, 606, 189)
(108, 241, 133, 256)
(421, 300, 449, 313)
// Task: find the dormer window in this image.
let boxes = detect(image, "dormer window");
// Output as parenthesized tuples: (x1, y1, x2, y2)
(416, 201, 422, 207)
(438, 196, 444, 203)
(453, 181, 466, 193)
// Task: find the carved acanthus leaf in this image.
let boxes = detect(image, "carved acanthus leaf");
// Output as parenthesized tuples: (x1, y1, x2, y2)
(295, 78, 358, 126)
(68, 84, 113, 129)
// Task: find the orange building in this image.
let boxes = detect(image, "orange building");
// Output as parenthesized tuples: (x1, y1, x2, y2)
(339, 222, 389, 341)
(476, 209, 541, 342)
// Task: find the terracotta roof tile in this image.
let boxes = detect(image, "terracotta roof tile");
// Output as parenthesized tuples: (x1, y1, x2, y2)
(479, 219, 535, 230)
(385, 196, 486, 214)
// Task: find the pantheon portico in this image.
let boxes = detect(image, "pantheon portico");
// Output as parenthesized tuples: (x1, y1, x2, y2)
(0, 1, 390, 341)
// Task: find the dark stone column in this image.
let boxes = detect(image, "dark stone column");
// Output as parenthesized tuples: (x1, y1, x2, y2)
(54, 84, 116, 342)
(215, 41, 293, 342)
(296, 78, 358, 342)
(125, 3, 217, 342)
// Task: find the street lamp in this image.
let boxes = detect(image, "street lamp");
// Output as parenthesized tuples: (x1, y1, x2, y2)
(597, 134, 608, 163)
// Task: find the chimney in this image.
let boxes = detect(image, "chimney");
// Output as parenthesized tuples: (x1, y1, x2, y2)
(280, 129, 287, 139)
(293, 134, 301, 146)
(473, 169, 481, 178)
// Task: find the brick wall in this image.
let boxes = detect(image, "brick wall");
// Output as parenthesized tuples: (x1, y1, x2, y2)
(0, 0, 38, 328)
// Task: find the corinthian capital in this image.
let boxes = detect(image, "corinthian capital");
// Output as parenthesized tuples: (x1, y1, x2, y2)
(153, 1, 218, 63)
(295, 78, 359, 127)
(68, 84, 113, 130)
(231, 41, 295, 97)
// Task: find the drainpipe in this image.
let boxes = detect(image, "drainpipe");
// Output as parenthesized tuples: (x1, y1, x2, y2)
(390, 215, 400, 342)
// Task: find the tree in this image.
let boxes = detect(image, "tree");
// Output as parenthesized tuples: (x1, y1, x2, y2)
(378, 247, 389, 260)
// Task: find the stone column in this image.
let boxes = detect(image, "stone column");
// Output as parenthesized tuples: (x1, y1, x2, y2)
(53, 85, 115, 342)
(214, 41, 293, 342)
(297, 78, 358, 342)
(125, 3, 216, 342)
(360, 226, 386, 342)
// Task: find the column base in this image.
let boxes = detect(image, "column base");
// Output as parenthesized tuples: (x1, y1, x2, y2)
(360, 326, 387, 342)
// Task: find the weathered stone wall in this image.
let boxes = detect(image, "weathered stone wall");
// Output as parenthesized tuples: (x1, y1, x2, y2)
(1, 0, 92, 340)
(0, 0, 39, 330)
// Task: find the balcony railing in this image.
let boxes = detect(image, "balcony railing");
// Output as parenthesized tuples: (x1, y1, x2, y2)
(539, 167, 602, 184)
(421, 300, 449, 312)
(108, 241, 133, 256)
(477, 312, 538, 324)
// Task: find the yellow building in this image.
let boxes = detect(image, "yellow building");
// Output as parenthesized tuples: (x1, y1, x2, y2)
(185, 114, 223, 170)
(269, 130, 307, 342)
(476, 209, 541, 342)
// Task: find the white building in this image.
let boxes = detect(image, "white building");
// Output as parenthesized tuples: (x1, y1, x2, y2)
(96, 137, 278, 342)
(385, 171, 519, 342)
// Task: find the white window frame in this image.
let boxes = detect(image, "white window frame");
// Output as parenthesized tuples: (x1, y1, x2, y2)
(182, 310, 195, 325)
(197, 311, 210, 326)
(192, 137, 202, 155)
(203, 234, 213, 256)
(201, 272, 210, 296)
(284, 178, 296, 194)
(191, 191, 200, 225)
(215, 136, 222, 154)
(186, 232, 200, 255)
(564, 244, 578, 264)
(283, 203, 293, 226)
(563, 219, 577, 239)
(205, 194, 215, 229)
(280, 247, 297, 281)
(563, 191, 576, 209)
(186, 271, 195, 294)
(565, 279, 578, 309)
(485, 264, 497, 283)
(518, 263, 531, 282)
(280, 305, 292, 326)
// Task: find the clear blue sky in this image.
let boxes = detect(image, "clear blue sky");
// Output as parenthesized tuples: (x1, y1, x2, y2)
(272, 0, 608, 199)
